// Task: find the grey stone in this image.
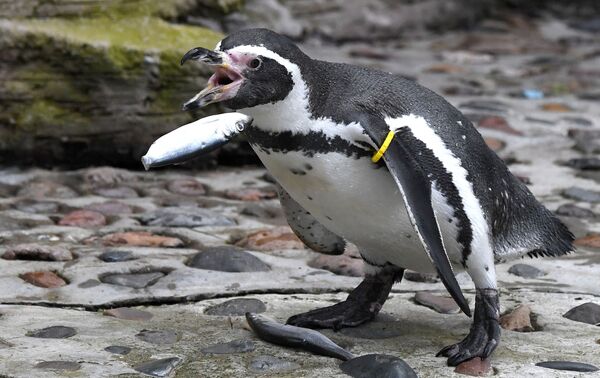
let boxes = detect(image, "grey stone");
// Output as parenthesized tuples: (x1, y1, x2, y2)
(565, 157, 600, 170)
(86, 201, 133, 215)
(100, 272, 164, 289)
(563, 302, 600, 325)
(15, 201, 59, 213)
(508, 264, 546, 279)
(340, 354, 418, 378)
(188, 246, 270, 272)
(2, 243, 73, 261)
(140, 207, 235, 228)
(94, 186, 138, 198)
(17, 181, 77, 198)
(201, 339, 255, 354)
(561, 117, 593, 127)
(27, 326, 76, 339)
(563, 187, 600, 203)
(240, 203, 281, 218)
(104, 307, 153, 321)
(458, 100, 508, 113)
(568, 129, 600, 154)
(556, 204, 596, 218)
(536, 361, 599, 372)
(98, 250, 136, 262)
(136, 330, 178, 345)
(78, 279, 101, 288)
(35, 361, 81, 371)
(104, 345, 131, 355)
(134, 357, 182, 377)
(0, 338, 13, 348)
(578, 92, 600, 101)
(248, 355, 300, 373)
(205, 298, 266, 316)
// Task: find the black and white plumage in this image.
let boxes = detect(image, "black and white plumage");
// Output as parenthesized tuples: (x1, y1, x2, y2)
(180, 28, 574, 366)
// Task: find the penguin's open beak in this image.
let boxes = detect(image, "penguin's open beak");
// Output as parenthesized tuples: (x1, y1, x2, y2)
(180, 47, 245, 111)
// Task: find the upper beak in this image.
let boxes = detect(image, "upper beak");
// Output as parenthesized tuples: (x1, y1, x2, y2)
(181, 47, 245, 111)
(180, 47, 224, 66)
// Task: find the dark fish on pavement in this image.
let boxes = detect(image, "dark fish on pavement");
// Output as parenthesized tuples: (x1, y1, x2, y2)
(245, 312, 354, 361)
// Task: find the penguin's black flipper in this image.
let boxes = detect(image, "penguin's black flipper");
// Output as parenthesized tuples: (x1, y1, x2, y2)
(276, 183, 346, 255)
(359, 115, 471, 317)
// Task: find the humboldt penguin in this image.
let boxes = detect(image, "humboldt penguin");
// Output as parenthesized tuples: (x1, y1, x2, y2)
(179, 28, 574, 366)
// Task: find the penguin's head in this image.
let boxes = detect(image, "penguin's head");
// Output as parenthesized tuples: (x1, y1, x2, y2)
(181, 28, 307, 111)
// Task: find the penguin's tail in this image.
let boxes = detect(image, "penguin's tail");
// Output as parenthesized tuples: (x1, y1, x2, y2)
(526, 211, 575, 259)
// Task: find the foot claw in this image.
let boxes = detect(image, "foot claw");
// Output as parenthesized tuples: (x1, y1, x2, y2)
(436, 344, 458, 358)
(437, 288, 501, 366)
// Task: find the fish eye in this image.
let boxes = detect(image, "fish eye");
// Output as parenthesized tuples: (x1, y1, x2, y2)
(248, 58, 262, 70)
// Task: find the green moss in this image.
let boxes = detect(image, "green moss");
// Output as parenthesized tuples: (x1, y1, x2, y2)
(17, 17, 222, 53)
(83, 0, 189, 19)
(15, 100, 89, 131)
(106, 45, 145, 72)
(10, 64, 90, 102)
(10, 16, 221, 76)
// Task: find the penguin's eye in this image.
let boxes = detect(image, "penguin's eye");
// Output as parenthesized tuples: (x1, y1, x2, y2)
(248, 58, 262, 70)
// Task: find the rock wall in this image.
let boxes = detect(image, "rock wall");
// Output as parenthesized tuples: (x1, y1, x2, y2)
(0, 0, 240, 167)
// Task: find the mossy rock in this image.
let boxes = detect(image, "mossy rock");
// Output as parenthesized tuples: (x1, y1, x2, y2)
(0, 11, 227, 167)
(0, 0, 245, 18)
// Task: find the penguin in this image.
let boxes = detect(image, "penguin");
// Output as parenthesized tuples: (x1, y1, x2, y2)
(179, 28, 574, 366)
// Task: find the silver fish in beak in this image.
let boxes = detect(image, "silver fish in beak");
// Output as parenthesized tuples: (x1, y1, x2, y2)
(141, 113, 252, 170)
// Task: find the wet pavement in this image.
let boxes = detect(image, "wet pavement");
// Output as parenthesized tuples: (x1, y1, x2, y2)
(1, 16, 600, 378)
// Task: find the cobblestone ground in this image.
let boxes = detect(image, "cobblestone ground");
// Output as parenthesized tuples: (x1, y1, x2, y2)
(1, 18, 600, 378)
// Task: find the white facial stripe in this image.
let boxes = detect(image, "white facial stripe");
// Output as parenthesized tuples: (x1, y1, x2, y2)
(215, 40, 222, 51)
(229, 44, 371, 146)
(386, 114, 496, 288)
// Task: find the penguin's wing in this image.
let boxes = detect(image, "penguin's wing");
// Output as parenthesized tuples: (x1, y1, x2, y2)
(358, 114, 471, 317)
(276, 183, 346, 255)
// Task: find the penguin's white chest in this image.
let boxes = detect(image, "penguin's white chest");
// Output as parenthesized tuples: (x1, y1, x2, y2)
(252, 147, 443, 272)
(239, 102, 463, 273)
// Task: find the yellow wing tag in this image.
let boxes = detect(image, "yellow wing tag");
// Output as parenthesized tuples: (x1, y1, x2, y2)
(371, 130, 396, 163)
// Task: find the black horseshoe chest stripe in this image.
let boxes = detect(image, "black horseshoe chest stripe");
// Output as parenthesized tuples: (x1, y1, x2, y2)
(245, 126, 372, 159)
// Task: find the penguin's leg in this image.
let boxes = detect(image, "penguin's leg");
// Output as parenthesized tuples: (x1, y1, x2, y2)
(287, 264, 404, 330)
(437, 256, 501, 366)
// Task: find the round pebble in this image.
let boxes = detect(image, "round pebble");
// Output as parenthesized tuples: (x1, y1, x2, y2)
(205, 298, 266, 316)
(201, 339, 255, 354)
(248, 355, 300, 373)
(98, 250, 136, 262)
(27, 326, 76, 339)
(100, 272, 164, 289)
(340, 354, 418, 378)
(134, 357, 182, 377)
(508, 263, 546, 279)
(188, 246, 270, 272)
(35, 361, 80, 371)
(104, 345, 131, 355)
(136, 330, 178, 345)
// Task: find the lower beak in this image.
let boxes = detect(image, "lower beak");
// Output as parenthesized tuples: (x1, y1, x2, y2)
(181, 47, 245, 111)
(182, 83, 221, 111)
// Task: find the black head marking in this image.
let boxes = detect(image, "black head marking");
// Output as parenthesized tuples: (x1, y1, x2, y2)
(218, 28, 309, 65)
(214, 29, 305, 109)
(223, 57, 294, 109)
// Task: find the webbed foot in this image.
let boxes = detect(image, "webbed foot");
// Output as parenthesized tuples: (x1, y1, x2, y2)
(287, 266, 403, 330)
(437, 288, 500, 366)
